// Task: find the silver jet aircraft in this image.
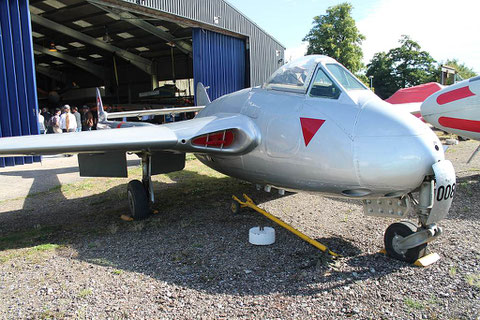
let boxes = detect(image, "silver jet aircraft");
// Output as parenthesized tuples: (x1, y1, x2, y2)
(0, 55, 456, 263)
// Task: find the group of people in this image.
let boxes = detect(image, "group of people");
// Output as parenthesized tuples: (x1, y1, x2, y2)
(38, 105, 95, 134)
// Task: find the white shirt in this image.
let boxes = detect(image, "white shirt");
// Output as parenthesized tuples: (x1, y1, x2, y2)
(59, 112, 77, 130)
(37, 114, 45, 131)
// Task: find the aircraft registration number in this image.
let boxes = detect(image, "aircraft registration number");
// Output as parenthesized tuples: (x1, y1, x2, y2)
(427, 160, 456, 224)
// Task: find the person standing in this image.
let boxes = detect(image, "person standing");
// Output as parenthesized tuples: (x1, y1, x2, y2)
(72, 106, 82, 132)
(60, 105, 77, 133)
(81, 106, 94, 131)
(41, 108, 51, 130)
(50, 109, 62, 134)
(37, 110, 45, 134)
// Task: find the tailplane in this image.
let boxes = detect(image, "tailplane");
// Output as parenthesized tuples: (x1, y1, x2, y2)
(96, 87, 107, 122)
(196, 82, 211, 106)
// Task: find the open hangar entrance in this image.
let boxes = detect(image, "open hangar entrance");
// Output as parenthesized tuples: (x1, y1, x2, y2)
(0, 0, 285, 167)
(31, 0, 248, 110)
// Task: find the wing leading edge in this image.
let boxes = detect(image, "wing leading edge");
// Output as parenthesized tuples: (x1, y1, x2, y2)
(105, 106, 205, 120)
(0, 114, 260, 157)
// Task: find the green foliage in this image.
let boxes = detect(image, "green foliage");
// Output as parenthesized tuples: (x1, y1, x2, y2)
(303, 3, 365, 73)
(465, 274, 480, 288)
(355, 73, 370, 87)
(404, 297, 424, 310)
(366, 35, 437, 99)
(78, 288, 92, 298)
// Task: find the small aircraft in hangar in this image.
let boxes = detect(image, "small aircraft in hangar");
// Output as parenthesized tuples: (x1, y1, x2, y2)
(421, 75, 480, 162)
(0, 55, 456, 263)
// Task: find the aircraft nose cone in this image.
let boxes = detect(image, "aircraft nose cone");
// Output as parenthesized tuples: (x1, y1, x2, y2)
(420, 93, 438, 124)
(354, 102, 443, 195)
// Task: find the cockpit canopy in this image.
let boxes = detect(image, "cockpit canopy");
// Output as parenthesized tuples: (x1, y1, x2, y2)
(263, 55, 367, 96)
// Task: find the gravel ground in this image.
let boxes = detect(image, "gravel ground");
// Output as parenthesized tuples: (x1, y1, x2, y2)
(0, 136, 479, 319)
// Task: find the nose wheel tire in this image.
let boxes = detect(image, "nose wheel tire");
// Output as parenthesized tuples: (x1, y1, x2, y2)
(127, 180, 150, 220)
(384, 221, 427, 263)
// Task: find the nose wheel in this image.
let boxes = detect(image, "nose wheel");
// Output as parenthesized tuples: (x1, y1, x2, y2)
(384, 221, 427, 263)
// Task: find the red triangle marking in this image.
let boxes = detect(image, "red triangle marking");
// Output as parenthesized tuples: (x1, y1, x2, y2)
(300, 117, 325, 146)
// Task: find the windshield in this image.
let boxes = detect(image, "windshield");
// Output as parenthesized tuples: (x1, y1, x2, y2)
(263, 56, 318, 93)
(309, 68, 341, 99)
(326, 63, 367, 90)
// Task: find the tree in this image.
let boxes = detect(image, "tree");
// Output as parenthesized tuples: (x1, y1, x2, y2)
(303, 3, 365, 73)
(366, 35, 437, 99)
(365, 52, 397, 99)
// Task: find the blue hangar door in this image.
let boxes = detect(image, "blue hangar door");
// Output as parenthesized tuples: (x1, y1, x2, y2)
(192, 29, 247, 102)
(0, 0, 40, 167)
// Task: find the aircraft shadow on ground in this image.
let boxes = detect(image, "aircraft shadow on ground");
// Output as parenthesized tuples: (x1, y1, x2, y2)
(0, 167, 406, 296)
(0, 158, 140, 198)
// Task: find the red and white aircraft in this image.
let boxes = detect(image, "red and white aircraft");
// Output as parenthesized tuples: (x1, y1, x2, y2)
(386, 82, 444, 119)
(421, 76, 480, 161)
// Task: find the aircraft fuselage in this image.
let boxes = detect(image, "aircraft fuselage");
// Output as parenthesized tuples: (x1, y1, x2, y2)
(195, 85, 444, 199)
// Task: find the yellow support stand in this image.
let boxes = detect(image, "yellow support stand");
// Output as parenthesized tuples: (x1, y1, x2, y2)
(232, 194, 339, 257)
(378, 249, 440, 267)
(414, 253, 440, 267)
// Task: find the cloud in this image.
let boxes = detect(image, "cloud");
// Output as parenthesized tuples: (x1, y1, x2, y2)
(285, 42, 308, 63)
(357, 0, 480, 72)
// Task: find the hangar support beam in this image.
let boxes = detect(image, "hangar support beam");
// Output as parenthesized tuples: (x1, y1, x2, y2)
(89, 2, 192, 57)
(34, 44, 107, 80)
(31, 13, 154, 75)
(35, 65, 67, 83)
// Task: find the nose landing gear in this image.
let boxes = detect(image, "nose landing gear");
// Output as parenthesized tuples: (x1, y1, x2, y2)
(366, 160, 456, 263)
(384, 221, 428, 263)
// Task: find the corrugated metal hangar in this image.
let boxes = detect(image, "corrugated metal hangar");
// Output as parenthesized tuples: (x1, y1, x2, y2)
(0, 0, 285, 167)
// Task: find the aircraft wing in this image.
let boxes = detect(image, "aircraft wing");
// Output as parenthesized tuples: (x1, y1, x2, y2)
(106, 106, 205, 120)
(0, 114, 260, 157)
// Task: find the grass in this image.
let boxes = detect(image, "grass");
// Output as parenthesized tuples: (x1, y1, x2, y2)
(458, 181, 474, 197)
(404, 297, 424, 310)
(37, 309, 65, 319)
(0, 243, 61, 264)
(465, 274, 480, 288)
(78, 288, 92, 298)
(0, 226, 59, 251)
(449, 266, 457, 277)
(3, 154, 240, 210)
(31, 243, 60, 251)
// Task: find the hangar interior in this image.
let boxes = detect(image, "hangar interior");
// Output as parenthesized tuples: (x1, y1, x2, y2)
(31, 0, 242, 109)
(0, 0, 285, 167)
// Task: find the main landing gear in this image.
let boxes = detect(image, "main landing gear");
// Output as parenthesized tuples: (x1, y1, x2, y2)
(127, 154, 154, 220)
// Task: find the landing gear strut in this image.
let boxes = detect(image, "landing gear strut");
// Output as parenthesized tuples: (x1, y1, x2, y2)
(365, 159, 456, 263)
(382, 179, 444, 263)
(127, 153, 154, 220)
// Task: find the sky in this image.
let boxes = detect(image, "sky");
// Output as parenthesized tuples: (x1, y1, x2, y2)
(227, 0, 480, 72)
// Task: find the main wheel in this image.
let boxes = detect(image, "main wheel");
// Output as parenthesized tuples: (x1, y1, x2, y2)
(384, 221, 427, 263)
(127, 180, 150, 220)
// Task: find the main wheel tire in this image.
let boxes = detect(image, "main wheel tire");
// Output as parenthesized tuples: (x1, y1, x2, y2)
(384, 221, 427, 263)
(127, 180, 150, 220)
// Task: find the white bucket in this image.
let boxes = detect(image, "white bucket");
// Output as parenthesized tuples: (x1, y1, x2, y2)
(249, 226, 275, 245)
